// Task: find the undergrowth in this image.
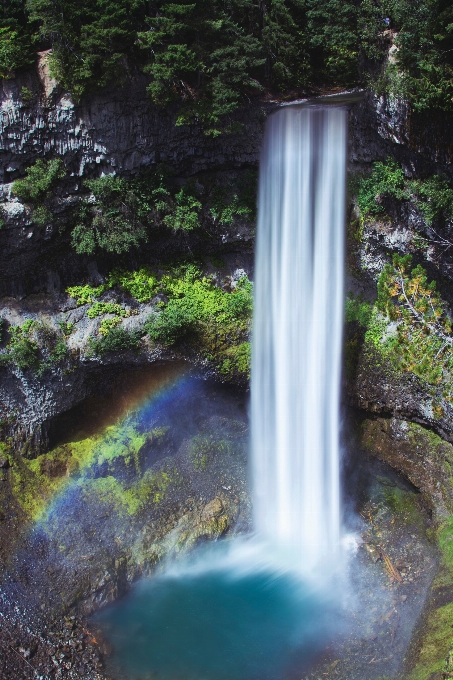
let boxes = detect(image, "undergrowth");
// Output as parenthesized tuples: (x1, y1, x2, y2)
(354, 158, 453, 229)
(345, 254, 453, 399)
(67, 263, 252, 380)
(0, 319, 70, 374)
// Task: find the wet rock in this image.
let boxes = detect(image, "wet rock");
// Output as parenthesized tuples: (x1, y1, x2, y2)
(364, 543, 381, 563)
(360, 416, 453, 518)
(201, 496, 224, 521)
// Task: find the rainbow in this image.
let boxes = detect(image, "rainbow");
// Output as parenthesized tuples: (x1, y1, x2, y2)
(21, 362, 193, 529)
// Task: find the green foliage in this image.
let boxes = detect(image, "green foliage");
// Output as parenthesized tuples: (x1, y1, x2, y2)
(375, 254, 453, 391)
(209, 171, 257, 225)
(355, 158, 453, 227)
(220, 342, 251, 378)
(12, 159, 66, 202)
(6, 322, 40, 370)
(0, 26, 32, 78)
(380, 0, 453, 111)
(345, 295, 373, 327)
(188, 434, 230, 471)
(86, 302, 128, 319)
(144, 266, 252, 378)
(163, 187, 202, 231)
(21, 86, 34, 103)
(27, 0, 146, 99)
(66, 263, 252, 376)
(67, 284, 107, 306)
(88, 327, 142, 355)
(58, 320, 74, 337)
(31, 205, 52, 226)
(98, 316, 123, 336)
(3, 0, 453, 118)
(411, 175, 453, 225)
(71, 173, 204, 255)
(145, 302, 196, 346)
(1, 319, 69, 375)
(108, 268, 158, 303)
(72, 174, 149, 255)
(356, 158, 407, 219)
(138, 1, 265, 129)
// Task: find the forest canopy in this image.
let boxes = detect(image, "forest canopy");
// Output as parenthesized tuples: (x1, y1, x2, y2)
(1, 0, 453, 121)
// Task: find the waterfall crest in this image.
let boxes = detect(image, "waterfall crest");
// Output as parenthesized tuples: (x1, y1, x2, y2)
(251, 105, 346, 570)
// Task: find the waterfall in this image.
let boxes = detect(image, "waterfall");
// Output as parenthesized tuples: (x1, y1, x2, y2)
(251, 105, 346, 570)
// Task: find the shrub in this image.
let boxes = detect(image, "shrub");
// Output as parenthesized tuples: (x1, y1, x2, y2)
(86, 302, 128, 319)
(356, 158, 407, 219)
(145, 302, 196, 346)
(345, 295, 373, 327)
(66, 285, 106, 306)
(0, 27, 31, 78)
(89, 327, 142, 355)
(163, 187, 202, 231)
(6, 322, 40, 370)
(355, 158, 453, 228)
(108, 268, 158, 303)
(12, 159, 66, 202)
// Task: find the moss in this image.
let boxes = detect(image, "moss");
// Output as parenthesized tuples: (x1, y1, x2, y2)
(407, 603, 453, 680)
(381, 485, 421, 526)
(8, 422, 177, 522)
(188, 434, 231, 471)
(407, 517, 453, 679)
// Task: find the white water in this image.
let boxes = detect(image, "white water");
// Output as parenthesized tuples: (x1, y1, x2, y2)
(251, 105, 347, 571)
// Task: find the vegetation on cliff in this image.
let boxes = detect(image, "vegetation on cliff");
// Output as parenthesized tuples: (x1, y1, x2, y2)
(2, 1, 452, 125)
(65, 264, 252, 380)
(347, 255, 453, 399)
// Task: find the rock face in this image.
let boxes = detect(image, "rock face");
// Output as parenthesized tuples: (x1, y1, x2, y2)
(0, 65, 265, 297)
(359, 415, 453, 519)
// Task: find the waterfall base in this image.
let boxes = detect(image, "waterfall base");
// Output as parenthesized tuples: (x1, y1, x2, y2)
(95, 541, 337, 680)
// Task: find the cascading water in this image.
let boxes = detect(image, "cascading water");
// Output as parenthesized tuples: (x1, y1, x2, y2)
(251, 105, 347, 570)
(95, 103, 350, 680)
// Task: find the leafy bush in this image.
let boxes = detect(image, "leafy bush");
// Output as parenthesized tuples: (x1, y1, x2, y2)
(89, 327, 142, 355)
(375, 254, 453, 389)
(12, 159, 66, 202)
(86, 302, 128, 319)
(108, 269, 158, 303)
(71, 173, 203, 255)
(72, 175, 149, 255)
(67, 284, 107, 306)
(356, 158, 407, 219)
(345, 295, 373, 327)
(355, 159, 453, 228)
(0, 27, 31, 78)
(5, 321, 39, 370)
(144, 266, 252, 377)
(411, 175, 453, 226)
(145, 303, 196, 346)
(163, 187, 202, 231)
